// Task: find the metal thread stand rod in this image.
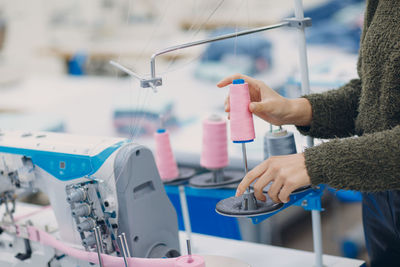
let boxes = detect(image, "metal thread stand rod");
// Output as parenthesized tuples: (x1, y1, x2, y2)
(312, 210, 323, 267)
(179, 185, 193, 247)
(293, 0, 323, 266)
(186, 239, 193, 263)
(241, 143, 250, 193)
(150, 22, 289, 79)
(110, 60, 144, 81)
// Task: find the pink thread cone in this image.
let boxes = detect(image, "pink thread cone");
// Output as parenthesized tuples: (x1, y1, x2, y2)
(229, 81, 255, 142)
(200, 115, 229, 169)
(154, 130, 179, 181)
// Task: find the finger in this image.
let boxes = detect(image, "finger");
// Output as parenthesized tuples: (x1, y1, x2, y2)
(249, 102, 263, 114)
(236, 161, 269, 196)
(253, 170, 275, 202)
(217, 73, 246, 88)
(224, 96, 230, 112)
(217, 73, 255, 88)
(278, 182, 296, 203)
(268, 178, 284, 203)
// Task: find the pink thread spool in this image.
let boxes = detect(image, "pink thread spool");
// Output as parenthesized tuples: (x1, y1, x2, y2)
(154, 129, 179, 181)
(200, 115, 229, 170)
(229, 79, 255, 143)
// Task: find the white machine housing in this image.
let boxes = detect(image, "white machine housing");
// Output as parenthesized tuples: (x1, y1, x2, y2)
(0, 130, 180, 259)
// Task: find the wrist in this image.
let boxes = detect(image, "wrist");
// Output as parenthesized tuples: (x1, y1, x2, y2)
(287, 98, 312, 126)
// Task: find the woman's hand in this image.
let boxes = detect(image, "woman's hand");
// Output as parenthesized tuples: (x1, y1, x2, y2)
(217, 73, 312, 126)
(236, 153, 311, 203)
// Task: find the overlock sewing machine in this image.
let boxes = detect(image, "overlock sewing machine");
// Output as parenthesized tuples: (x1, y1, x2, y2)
(0, 130, 204, 267)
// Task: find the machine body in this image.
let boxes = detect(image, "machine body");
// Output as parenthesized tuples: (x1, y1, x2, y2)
(0, 131, 180, 266)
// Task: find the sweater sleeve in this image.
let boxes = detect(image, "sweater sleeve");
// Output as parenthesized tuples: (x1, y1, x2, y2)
(296, 78, 362, 139)
(305, 125, 400, 191)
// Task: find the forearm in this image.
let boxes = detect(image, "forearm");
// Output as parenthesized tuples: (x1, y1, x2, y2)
(287, 98, 312, 126)
(296, 79, 362, 139)
(304, 125, 400, 192)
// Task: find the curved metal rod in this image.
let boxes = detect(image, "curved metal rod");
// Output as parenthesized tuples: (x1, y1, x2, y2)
(150, 21, 290, 79)
(110, 60, 144, 81)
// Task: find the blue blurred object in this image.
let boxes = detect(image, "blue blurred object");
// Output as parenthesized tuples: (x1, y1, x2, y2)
(303, 0, 364, 22)
(195, 27, 272, 82)
(339, 223, 365, 259)
(201, 27, 272, 64)
(328, 187, 362, 203)
(341, 239, 360, 258)
(298, 0, 365, 53)
(306, 23, 361, 53)
(68, 52, 87, 75)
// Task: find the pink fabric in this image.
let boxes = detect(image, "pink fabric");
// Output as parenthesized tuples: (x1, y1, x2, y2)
(200, 117, 228, 169)
(19, 225, 205, 267)
(154, 130, 179, 181)
(175, 255, 205, 267)
(229, 82, 255, 142)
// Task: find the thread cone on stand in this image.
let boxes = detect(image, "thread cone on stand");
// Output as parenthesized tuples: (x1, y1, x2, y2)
(154, 129, 179, 181)
(216, 78, 275, 216)
(264, 129, 297, 159)
(200, 114, 229, 169)
(262, 128, 310, 194)
(190, 114, 242, 188)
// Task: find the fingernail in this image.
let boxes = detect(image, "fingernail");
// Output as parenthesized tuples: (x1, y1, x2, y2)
(235, 190, 241, 197)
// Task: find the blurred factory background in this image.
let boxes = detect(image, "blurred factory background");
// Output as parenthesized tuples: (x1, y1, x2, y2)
(0, 0, 367, 263)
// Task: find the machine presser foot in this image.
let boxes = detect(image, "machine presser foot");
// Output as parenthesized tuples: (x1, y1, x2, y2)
(189, 169, 243, 188)
(163, 167, 197, 186)
(215, 191, 283, 217)
(15, 239, 32, 261)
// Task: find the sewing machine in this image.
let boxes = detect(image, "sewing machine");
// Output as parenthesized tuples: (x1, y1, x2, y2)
(0, 130, 193, 266)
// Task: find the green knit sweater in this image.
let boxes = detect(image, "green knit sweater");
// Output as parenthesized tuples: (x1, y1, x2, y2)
(297, 0, 400, 192)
